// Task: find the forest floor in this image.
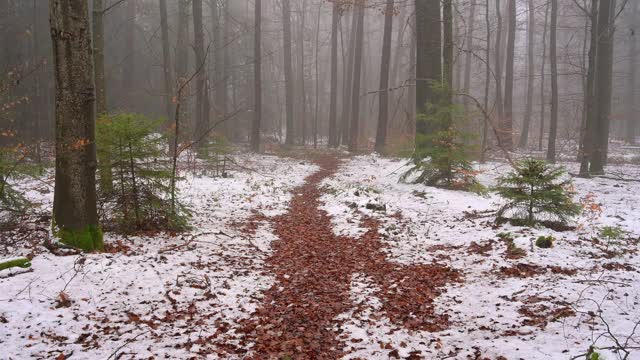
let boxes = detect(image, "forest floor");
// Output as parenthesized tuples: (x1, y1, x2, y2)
(1, 149, 640, 359)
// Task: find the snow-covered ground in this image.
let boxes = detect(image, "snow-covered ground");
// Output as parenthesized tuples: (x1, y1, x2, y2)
(321, 155, 640, 359)
(2, 150, 640, 359)
(0, 154, 317, 359)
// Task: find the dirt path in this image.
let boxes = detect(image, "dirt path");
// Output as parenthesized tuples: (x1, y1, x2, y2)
(241, 155, 458, 359)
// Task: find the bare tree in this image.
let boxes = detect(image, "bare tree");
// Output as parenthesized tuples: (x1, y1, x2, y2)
(503, 0, 516, 150)
(349, 0, 365, 152)
(546, 0, 559, 162)
(375, 0, 394, 153)
(328, 1, 339, 148)
(518, 0, 535, 148)
(251, 0, 262, 152)
(282, 0, 295, 146)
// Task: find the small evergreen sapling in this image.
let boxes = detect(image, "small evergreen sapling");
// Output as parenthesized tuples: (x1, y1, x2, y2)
(402, 83, 485, 193)
(96, 113, 189, 233)
(495, 159, 581, 226)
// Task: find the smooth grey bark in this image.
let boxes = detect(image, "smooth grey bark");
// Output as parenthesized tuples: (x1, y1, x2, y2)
(494, 0, 504, 145)
(159, 0, 173, 119)
(579, 0, 599, 176)
(282, 0, 295, 146)
(122, 0, 135, 106)
(481, 0, 491, 163)
(50, 0, 102, 251)
(625, 2, 638, 144)
(251, 0, 261, 152)
(546, 0, 558, 162)
(295, 0, 307, 144)
(375, 0, 394, 154)
(341, 8, 358, 146)
(443, 0, 454, 98)
(463, 0, 477, 111)
(328, 1, 339, 147)
(349, 1, 365, 152)
(539, 1, 549, 151)
(518, 0, 535, 148)
(192, 0, 207, 147)
(503, 0, 516, 150)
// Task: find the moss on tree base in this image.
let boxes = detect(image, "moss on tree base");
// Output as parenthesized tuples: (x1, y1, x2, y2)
(57, 225, 104, 252)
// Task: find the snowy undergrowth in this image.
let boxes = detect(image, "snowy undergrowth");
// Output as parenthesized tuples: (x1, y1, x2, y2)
(0, 154, 317, 359)
(322, 154, 640, 360)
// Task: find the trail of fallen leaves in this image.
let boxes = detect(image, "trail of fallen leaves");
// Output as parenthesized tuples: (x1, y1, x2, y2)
(240, 155, 459, 359)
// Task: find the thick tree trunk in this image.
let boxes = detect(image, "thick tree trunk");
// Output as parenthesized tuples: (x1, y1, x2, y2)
(415, 0, 442, 117)
(375, 0, 394, 154)
(251, 0, 262, 152)
(49, 0, 103, 251)
(546, 0, 558, 163)
(282, 0, 295, 146)
(518, 0, 535, 148)
(349, 1, 365, 152)
(579, 0, 599, 176)
(590, 0, 616, 174)
(159, 0, 173, 120)
(502, 0, 516, 150)
(92, 0, 106, 115)
(328, 1, 339, 147)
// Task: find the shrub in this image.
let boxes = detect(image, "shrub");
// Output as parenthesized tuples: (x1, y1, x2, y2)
(535, 235, 554, 249)
(495, 159, 581, 226)
(96, 113, 189, 233)
(598, 225, 626, 240)
(401, 83, 484, 193)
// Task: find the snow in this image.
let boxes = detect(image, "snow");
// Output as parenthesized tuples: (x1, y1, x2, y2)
(0, 154, 317, 359)
(322, 154, 640, 359)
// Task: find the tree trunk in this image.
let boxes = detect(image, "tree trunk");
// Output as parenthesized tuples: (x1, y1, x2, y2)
(502, 0, 516, 150)
(296, 0, 307, 145)
(415, 0, 442, 116)
(349, 1, 365, 152)
(443, 0, 454, 99)
(539, 1, 550, 151)
(211, 0, 226, 130)
(579, 0, 599, 176)
(92, 0, 106, 115)
(328, 1, 339, 147)
(625, 2, 638, 144)
(463, 0, 477, 112)
(518, 0, 535, 148)
(192, 0, 207, 150)
(122, 0, 135, 107)
(590, 0, 616, 174)
(159, 0, 173, 120)
(481, 0, 491, 163)
(494, 0, 504, 145)
(49, 0, 103, 251)
(251, 0, 262, 152)
(375, 0, 394, 154)
(282, 0, 295, 146)
(341, 8, 358, 146)
(546, 0, 558, 162)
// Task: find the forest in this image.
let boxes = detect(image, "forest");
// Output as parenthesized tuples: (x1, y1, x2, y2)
(0, 0, 639, 359)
